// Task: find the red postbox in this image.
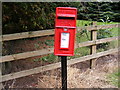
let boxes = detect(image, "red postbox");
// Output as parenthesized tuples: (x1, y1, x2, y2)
(54, 7, 77, 56)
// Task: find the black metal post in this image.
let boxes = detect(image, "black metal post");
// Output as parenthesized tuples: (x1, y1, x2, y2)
(61, 56, 67, 90)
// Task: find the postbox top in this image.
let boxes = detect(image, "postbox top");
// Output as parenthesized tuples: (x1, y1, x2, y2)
(56, 7, 77, 17)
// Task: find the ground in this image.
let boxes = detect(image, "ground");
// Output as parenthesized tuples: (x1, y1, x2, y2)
(2, 35, 119, 89)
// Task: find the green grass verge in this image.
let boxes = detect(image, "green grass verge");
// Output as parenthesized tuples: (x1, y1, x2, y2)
(76, 20, 119, 54)
(107, 70, 120, 87)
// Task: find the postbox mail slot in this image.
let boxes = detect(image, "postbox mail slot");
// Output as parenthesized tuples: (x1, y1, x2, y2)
(56, 18, 76, 27)
(58, 17, 75, 20)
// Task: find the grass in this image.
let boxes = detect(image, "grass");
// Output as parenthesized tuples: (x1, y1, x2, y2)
(107, 70, 120, 87)
(77, 20, 119, 37)
(76, 20, 119, 55)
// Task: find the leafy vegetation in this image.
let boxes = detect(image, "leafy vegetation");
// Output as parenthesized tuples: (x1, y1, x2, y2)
(2, 2, 120, 34)
(77, 2, 120, 22)
(2, 2, 79, 34)
(3, 2, 55, 34)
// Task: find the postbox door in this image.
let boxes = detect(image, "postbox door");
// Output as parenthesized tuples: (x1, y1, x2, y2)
(54, 27, 76, 56)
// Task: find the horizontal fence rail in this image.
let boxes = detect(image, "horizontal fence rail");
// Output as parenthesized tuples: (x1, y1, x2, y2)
(1, 48, 54, 63)
(78, 36, 119, 47)
(1, 24, 119, 41)
(77, 24, 119, 31)
(0, 29, 54, 42)
(1, 48, 119, 82)
(1, 36, 119, 63)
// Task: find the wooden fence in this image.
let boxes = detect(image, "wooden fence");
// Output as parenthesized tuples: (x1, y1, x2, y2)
(0, 23, 119, 82)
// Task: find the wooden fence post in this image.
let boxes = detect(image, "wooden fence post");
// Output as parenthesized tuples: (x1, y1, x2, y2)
(90, 22, 97, 69)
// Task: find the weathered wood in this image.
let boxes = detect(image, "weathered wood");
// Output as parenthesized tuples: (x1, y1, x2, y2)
(96, 36, 119, 44)
(77, 24, 120, 31)
(1, 29, 54, 42)
(90, 22, 97, 68)
(67, 48, 118, 65)
(78, 41, 95, 47)
(1, 24, 119, 41)
(0, 36, 118, 63)
(78, 36, 118, 48)
(1, 48, 118, 82)
(1, 48, 54, 63)
(2, 62, 61, 82)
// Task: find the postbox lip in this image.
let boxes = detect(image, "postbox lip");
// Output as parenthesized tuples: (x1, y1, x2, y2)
(57, 14, 76, 17)
(56, 7, 77, 10)
(54, 53, 74, 56)
(55, 26, 76, 28)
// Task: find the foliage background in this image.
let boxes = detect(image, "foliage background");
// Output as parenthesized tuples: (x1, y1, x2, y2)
(2, 2, 120, 34)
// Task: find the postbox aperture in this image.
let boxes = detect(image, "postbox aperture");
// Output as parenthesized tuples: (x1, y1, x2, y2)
(54, 7, 77, 56)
